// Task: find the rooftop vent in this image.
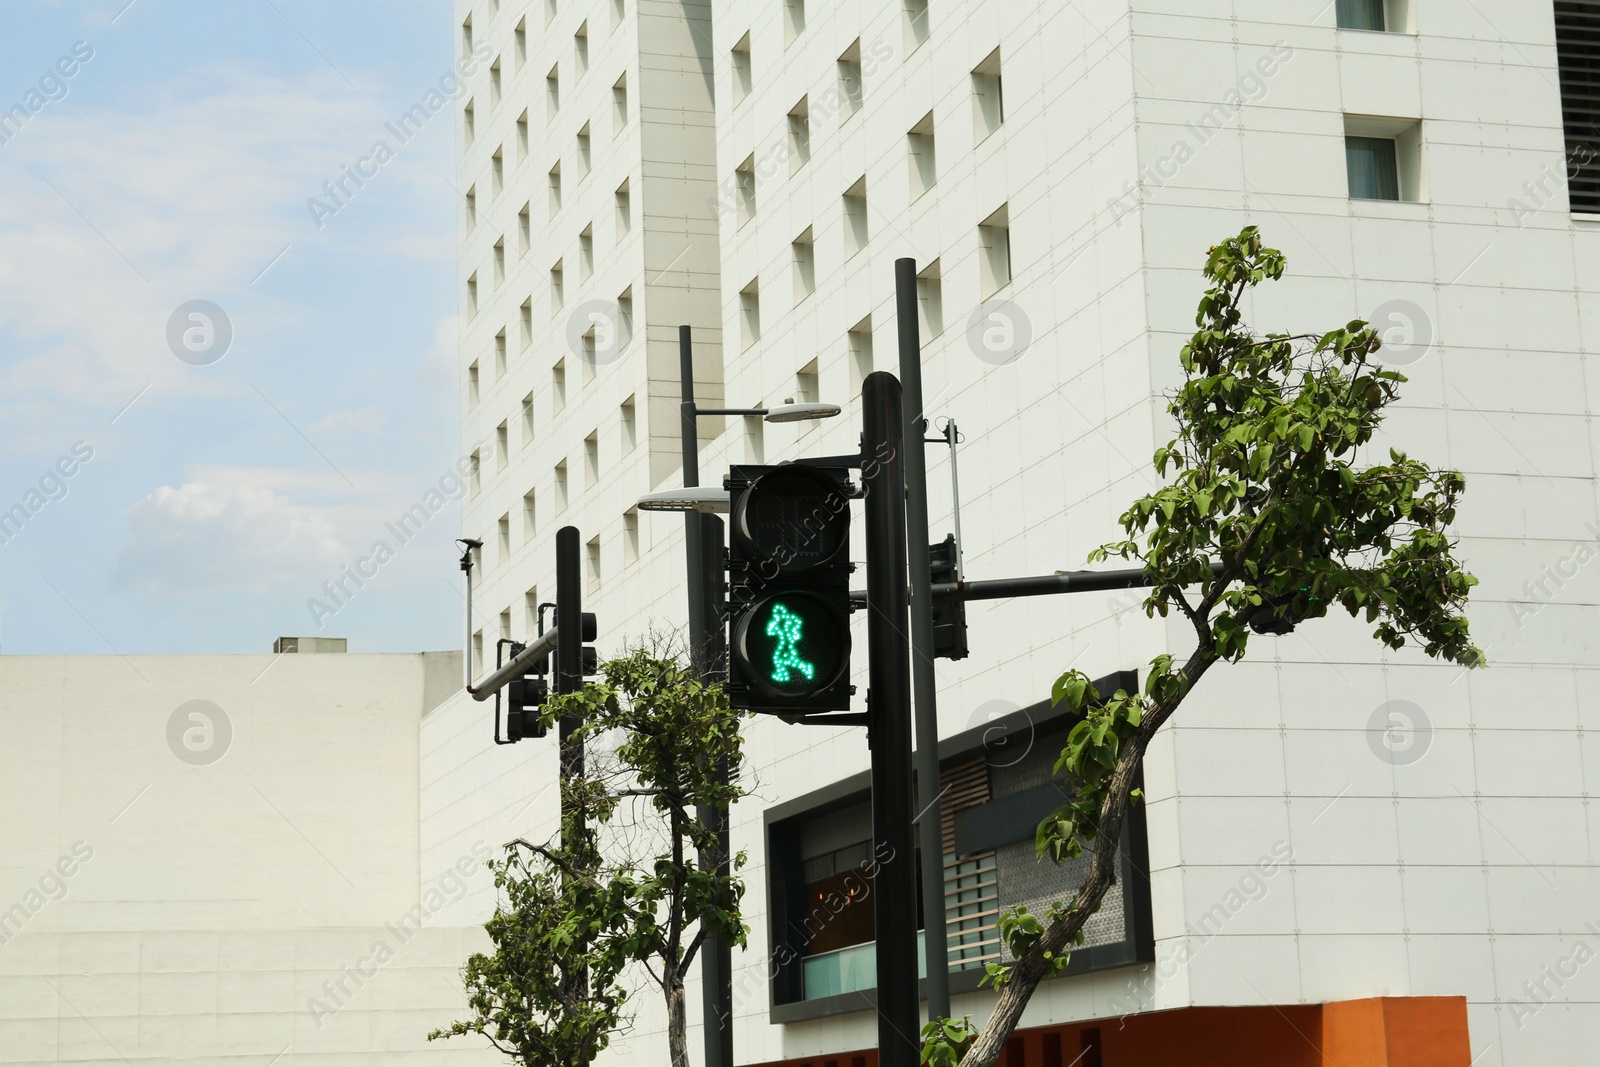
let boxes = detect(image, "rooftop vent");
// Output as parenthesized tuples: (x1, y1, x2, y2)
(273, 637, 348, 654)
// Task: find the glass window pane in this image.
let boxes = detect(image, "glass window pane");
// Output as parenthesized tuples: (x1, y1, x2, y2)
(1337, 0, 1385, 31)
(1346, 136, 1400, 200)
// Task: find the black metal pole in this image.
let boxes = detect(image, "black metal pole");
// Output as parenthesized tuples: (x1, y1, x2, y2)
(895, 257, 951, 1023)
(681, 325, 734, 1067)
(554, 524, 585, 1001)
(861, 371, 920, 1067)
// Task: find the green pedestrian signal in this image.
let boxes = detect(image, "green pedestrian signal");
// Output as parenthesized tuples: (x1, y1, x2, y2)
(725, 464, 854, 713)
(765, 602, 815, 683)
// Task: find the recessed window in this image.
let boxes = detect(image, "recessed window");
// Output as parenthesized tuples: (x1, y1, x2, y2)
(796, 359, 819, 434)
(584, 431, 599, 486)
(732, 33, 753, 105)
(464, 100, 476, 145)
(550, 259, 565, 313)
(792, 226, 815, 304)
(1346, 136, 1398, 200)
(908, 110, 936, 200)
(492, 148, 504, 197)
(838, 40, 863, 123)
(620, 395, 637, 453)
(545, 0, 557, 26)
(788, 96, 811, 172)
(461, 15, 473, 57)
(490, 58, 502, 107)
(740, 277, 761, 349)
(514, 18, 527, 68)
(613, 74, 629, 131)
(493, 238, 505, 286)
(575, 22, 589, 77)
(518, 203, 530, 254)
(548, 161, 562, 217)
(613, 0, 625, 28)
(496, 421, 508, 469)
(736, 154, 757, 227)
(465, 186, 477, 230)
(1344, 116, 1424, 202)
(517, 110, 529, 160)
(617, 287, 633, 347)
(978, 203, 1011, 296)
(523, 490, 537, 541)
(467, 272, 479, 317)
(917, 259, 943, 339)
(547, 64, 560, 119)
(520, 298, 533, 349)
(522, 392, 535, 443)
(553, 359, 567, 412)
(904, 0, 930, 52)
(498, 515, 510, 561)
(843, 177, 868, 259)
(586, 536, 601, 594)
(579, 225, 594, 281)
(1336, 0, 1411, 32)
(468, 361, 480, 406)
(785, 0, 806, 45)
(470, 450, 482, 496)
(577, 122, 592, 179)
(743, 414, 765, 463)
(494, 329, 507, 376)
(972, 47, 1003, 144)
(615, 179, 631, 234)
(848, 316, 873, 398)
(555, 460, 569, 510)
(623, 509, 639, 565)
(524, 587, 539, 635)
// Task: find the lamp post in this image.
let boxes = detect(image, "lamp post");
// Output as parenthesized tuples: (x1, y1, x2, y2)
(662, 325, 840, 1067)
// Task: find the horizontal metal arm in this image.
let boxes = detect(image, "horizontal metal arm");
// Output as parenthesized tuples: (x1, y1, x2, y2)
(848, 562, 1227, 607)
(694, 407, 768, 417)
(469, 626, 559, 700)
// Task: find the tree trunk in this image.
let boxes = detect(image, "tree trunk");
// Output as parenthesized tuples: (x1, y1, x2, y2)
(958, 734, 1147, 1066)
(960, 649, 1218, 1066)
(666, 973, 690, 1067)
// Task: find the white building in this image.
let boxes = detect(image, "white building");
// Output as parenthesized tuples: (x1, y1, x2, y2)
(0, 645, 505, 1065)
(431, 1, 1600, 1065)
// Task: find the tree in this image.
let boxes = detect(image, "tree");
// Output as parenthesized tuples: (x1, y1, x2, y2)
(922, 227, 1484, 1066)
(432, 648, 748, 1067)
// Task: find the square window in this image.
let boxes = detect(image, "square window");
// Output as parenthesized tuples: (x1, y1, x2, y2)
(1345, 135, 1399, 200)
(1344, 116, 1425, 201)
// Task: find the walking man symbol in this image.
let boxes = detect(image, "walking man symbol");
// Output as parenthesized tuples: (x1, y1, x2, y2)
(766, 602, 816, 683)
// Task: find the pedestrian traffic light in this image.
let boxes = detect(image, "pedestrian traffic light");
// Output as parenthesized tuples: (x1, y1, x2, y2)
(725, 463, 854, 713)
(929, 533, 968, 660)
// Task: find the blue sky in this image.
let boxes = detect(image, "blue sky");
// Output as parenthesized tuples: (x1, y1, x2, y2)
(0, 1, 467, 654)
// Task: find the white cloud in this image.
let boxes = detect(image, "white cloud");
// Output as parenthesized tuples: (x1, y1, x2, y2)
(0, 61, 449, 434)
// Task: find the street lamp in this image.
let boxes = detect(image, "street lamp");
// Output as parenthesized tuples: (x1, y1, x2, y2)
(664, 325, 839, 1067)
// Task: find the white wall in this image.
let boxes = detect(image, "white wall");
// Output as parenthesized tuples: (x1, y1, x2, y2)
(0, 651, 500, 1065)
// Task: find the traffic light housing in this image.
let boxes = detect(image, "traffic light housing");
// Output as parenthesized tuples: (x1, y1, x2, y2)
(929, 533, 968, 660)
(725, 463, 854, 713)
(506, 669, 549, 740)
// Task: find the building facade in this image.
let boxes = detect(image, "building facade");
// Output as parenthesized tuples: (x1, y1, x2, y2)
(437, 1, 1600, 1065)
(0, 647, 505, 1065)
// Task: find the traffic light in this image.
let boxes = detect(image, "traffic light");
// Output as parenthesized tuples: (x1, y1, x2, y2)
(724, 463, 854, 713)
(499, 639, 549, 742)
(929, 533, 968, 660)
(577, 611, 600, 676)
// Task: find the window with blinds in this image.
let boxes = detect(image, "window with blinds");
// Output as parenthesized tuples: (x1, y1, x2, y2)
(1556, 1, 1600, 213)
